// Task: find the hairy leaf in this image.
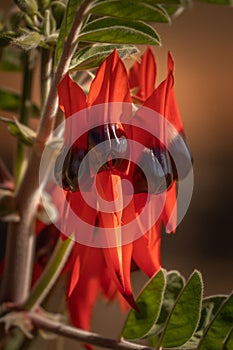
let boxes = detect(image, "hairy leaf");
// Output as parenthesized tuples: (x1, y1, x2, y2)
(12, 32, 42, 50)
(79, 17, 161, 45)
(159, 270, 203, 348)
(147, 270, 185, 338)
(197, 293, 233, 350)
(70, 44, 138, 70)
(122, 269, 165, 340)
(0, 117, 36, 146)
(90, 0, 170, 23)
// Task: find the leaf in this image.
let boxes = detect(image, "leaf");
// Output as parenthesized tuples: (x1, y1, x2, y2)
(12, 32, 42, 50)
(70, 44, 138, 71)
(79, 17, 161, 45)
(14, 0, 38, 15)
(0, 189, 20, 222)
(147, 270, 185, 338)
(90, 1, 170, 23)
(0, 89, 39, 116)
(55, 0, 82, 65)
(122, 269, 166, 340)
(159, 270, 203, 348)
(178, 295, 227, 349)
(197, 293, 233, 350)
(0, 117, 36, 146)
(198, 295, 227, 332)
(224, 328, 233, 350)
(0, 31, 16, 47)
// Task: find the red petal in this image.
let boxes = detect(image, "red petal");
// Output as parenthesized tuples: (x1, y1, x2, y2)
(129, 47, 156, 102)
(133, 224, 161, 277)
(67, 247, 105, 330)
(58, 73, 86, 118)
(87, 49, 132, 106)
(162, 181, 177, 233)
(103, 243, 137, 310)
(143, 52, 184, 133)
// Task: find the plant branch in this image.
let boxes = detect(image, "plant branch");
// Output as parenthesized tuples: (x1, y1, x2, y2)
(15, 50, 36, 188)
(29, 312, 153, 350)
(36, 0, 93, 145)
(0, 0, 93, 306)
(40, 48, 54, 108)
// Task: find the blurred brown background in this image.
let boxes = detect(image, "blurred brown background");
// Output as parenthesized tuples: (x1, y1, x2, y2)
(0, 0, 233, 347)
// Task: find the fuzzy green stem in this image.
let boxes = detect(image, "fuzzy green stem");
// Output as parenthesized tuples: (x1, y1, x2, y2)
(23, 236, 74, 311)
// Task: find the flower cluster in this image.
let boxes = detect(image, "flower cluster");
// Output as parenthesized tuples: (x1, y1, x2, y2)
(55, 47, 192, 331)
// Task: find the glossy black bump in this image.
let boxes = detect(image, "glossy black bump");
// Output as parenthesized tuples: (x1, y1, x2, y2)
(133, 147, 173, 194)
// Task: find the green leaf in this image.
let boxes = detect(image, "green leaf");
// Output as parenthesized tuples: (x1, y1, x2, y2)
(12, 32, 42, 50)
(197, 293, 233, 350)
(224, 328, 233, 350)
(14, 0, 38, 15)
(0, 89, 39, 116)
(79, 17, 161, 45)
(159, 270, 203, 348)
(90, 1, 170, 23)
(55, 0, 81, 65)
(179, 295, 227, 349)
(70, 44, 138, 70)
(0, 31, 16, 47)
(122, 269, 166, 340)
(198, 295, 227, 332)
(0, 117, 36, 146)
(147, 270, 185, 338)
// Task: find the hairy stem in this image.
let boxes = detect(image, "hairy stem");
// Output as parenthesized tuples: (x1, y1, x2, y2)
(29, 312, 153, 350)
(40, 48, 54, 107)
(0, 0, 93, 306)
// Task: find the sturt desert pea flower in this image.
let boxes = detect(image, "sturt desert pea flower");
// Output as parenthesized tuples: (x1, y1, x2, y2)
(54, 48, 192, 332)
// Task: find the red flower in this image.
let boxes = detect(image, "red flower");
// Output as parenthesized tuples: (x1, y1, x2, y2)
(55, 48, 192, 333)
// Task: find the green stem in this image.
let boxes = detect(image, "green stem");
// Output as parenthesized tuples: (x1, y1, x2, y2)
(15, 51, 36, 188)
(23, 236, 74, 311)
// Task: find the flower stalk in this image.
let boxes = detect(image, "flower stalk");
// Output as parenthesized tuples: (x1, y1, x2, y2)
(28, 312, 154, 350)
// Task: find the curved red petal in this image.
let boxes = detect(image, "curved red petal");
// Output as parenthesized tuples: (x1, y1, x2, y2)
(67, 247, 104, 330)
(58, 73, 86, 118)
(143, 52, 184, 133)
(133, 224, 161, 277)
(129, 46, 156, 102)
(102, 243, 137, 310)
(87, 49, 132, 106)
